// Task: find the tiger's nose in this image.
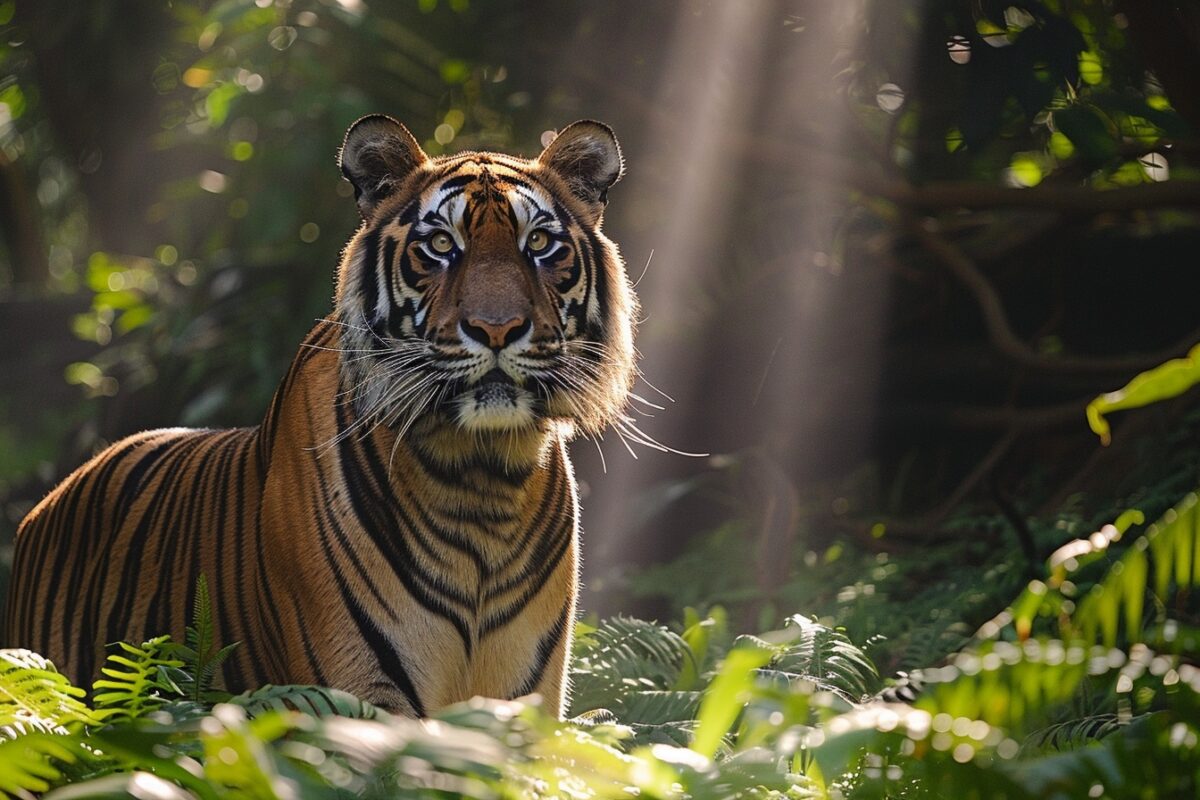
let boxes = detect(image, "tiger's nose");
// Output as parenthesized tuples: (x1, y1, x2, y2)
(461, 316, 530, 350)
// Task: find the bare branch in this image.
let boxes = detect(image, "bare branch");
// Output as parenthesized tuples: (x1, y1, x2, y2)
(906, 216, 1200, 374)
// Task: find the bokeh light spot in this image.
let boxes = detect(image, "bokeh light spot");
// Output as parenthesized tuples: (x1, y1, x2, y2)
(183, 68, 213, 88)
(1140, 153, 1168, 182)
(946, 35, 971, 64)
(268, 26, 298, 51)
(875, 83, 904, 113)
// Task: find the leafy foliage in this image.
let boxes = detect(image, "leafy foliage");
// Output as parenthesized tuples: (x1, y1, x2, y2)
(0, 501, 1197, 798)
(570, 615, 693, 716)
(160, 574, 239, 705)
(231, 684, 387, 721)
(91, 636, 185, 723)
(0, 650, 97, 737)
(1088, 342, 1200, 445)
(0, 734, 88, 796)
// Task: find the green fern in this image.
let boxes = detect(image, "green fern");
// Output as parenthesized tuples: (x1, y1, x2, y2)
(569, 615, 693, 716)
(160, 575, 240, 705)
(92, 636, 185, 723)
(1025, 712, 1126, 751)
(0, 650, 98, 737)
(231, 684, 388, 720)
(752, 614, 881, 701)
(991, 492, 1199, 651)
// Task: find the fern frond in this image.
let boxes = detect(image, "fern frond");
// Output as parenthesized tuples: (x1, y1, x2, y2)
(620, 690, 702, 725)
(1025, 712, 1126, 751)
(753, 615, 881, 702)
(0, 650, 98, 737)
(160, 575, 240, 705)
(569, 616, 692, 716)
(231, 685, 387, 720)
(1031, 492, 1200, 648)
(92, 637, 185, 723)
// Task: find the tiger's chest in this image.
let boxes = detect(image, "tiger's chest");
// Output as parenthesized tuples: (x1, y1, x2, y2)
(350, 495, 578, 712)
(300, 433, 579, 711)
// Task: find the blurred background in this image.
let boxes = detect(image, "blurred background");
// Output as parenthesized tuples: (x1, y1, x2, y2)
(2, 0, 1198, 673)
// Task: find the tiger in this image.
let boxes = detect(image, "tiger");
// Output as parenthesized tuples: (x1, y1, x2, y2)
(7, 116, 638, 718)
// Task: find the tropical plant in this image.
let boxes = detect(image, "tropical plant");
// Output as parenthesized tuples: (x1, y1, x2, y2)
(0, 491, 1197, 800)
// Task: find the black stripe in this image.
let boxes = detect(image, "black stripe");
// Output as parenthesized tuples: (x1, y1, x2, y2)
(54, 438, 149, 665)
(282, 571, 332, 688)
(258, 323, 336, 474)
(100, 435, 205, 679)
(408, 443, 533, 489)
(483, 488, 574, 635)
(309, 493, 425, 715)
(336, 403, 476, 652)
(492, 452, 564, 575)
(582, 228, 608, 339)
(226, 434, 259, 691)
(437, 174, 475, 193)
(359, 228, 381, 324)
(511, 602, 572, 698)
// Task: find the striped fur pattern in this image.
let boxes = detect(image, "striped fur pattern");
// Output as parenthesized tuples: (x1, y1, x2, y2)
(7, 117, 638, 717)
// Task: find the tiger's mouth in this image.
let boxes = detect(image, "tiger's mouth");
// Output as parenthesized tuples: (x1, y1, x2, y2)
(476, 367, 516, 388)
(449, 366, 539, 431)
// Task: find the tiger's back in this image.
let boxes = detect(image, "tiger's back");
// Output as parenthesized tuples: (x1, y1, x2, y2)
(9, 424, 268, 689)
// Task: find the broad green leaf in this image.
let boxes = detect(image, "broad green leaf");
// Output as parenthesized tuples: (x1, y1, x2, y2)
(1087, 343, 1200, 445)
(690, 645, 771, 758)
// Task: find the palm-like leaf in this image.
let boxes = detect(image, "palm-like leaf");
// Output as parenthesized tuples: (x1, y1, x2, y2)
(1025, 712, 1126, 751)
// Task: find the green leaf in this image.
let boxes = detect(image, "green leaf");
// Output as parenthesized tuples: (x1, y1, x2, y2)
(230, 684, 387, 719)
(92, 637, 185, 722)
(0, 650, 98, 736)
(1087, 343, 1200, 445)
(1054, 106, 1118, 165)
(0, 733, 87, 796)
(690, 644, 772, 758)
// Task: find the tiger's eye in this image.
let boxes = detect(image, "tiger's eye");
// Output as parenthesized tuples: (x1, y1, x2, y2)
(526, 230, 550, 253)
(429, 232, 455, 254)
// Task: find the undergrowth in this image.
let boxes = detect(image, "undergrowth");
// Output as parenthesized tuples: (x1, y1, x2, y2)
(0, 482, 1198, 798)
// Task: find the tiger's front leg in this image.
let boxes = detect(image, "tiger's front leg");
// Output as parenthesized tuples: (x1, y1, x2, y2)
(526, 612, 574, 719)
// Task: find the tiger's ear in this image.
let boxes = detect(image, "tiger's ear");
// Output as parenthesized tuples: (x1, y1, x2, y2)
(537, 120, 624, 206)
(339, 115, 429, 218)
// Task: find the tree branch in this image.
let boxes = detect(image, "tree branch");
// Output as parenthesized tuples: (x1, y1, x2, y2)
(905, 215, 1200, 374)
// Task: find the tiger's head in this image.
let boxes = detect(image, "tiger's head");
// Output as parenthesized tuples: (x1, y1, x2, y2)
(332, 115, 637, 442)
